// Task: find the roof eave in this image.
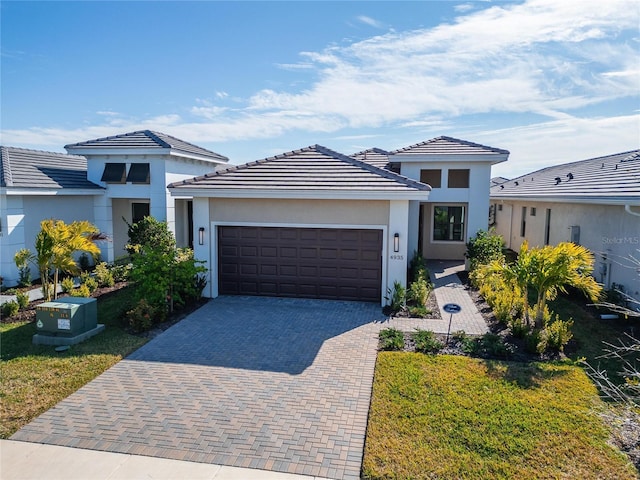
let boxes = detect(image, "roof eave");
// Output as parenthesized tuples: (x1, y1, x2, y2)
(391, 153, 509, 164)
(169, 187, 430, 201)
(1, 187, 105, 196)
(490, 194, 640, 206)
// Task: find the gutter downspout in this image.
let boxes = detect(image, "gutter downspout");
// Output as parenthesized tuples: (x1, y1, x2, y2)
(625, 205, 640, 217)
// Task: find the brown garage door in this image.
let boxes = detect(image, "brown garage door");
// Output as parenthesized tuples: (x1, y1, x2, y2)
(218, 226, 382, 302)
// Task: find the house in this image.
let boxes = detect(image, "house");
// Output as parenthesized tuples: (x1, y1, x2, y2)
(1, 131, 506, 305)
(0, 131, 228, 286)
(490, 150, 640, 298)
(169, 137, 508, 305)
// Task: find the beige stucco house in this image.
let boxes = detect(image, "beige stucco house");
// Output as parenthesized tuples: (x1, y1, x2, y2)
(170, 137, 509, 305)
(490, 149, 640, 302)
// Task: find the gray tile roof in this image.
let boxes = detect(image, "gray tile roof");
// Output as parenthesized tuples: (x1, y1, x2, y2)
(169, 145, 430, 194)
(65, 130, 228, 163)
(491, 176, 509, 187)
(391, 136, 510, 156)
(350, 148, 392, 169)
(491, 150, 640, 202)
(0, 146, 102, 190)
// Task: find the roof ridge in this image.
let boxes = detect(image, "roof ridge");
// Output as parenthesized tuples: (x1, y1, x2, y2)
(350, 147, 391, 156)
(144, 130, 172, 148)
(1, 145, 86, 159)
(313, 144, 430, 191)
(390, 135, 510, 155)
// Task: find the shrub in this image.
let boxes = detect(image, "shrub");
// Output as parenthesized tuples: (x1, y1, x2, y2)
(508, 316, 530, 338)
(94, 262, 115, 287)
(408, 277, 430, 309)
(409, 251, 428, 282)
(408, 306, 431, 318)
(60, 277, 76, 293)
(465, 228, 505, 272)
(82, 275, 98, 294)
(126, 298, 157, 333)
(525, 329, 547, 354)
(15, 291, 29, 310)
(469, 333, 514, 359)
(2, 301, 20, 318)
(385, 281, 406, 315)
(110, 263, 131, 282)
(413, 329, 443, 353)
(14, 248, 34, 287)
(379, 328, 405, 351)
(544, 317, 574, 352)
(70, 284, 91, 298)
(125, 216, 175, 255)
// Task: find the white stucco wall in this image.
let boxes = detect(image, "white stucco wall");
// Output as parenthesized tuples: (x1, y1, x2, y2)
(0, 195, 96, 287)
(401, 161, 492, 260)
(492, 199, 640, 296)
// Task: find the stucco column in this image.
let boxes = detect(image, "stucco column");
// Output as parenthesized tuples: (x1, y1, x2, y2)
(192, 197, 212, 298)
(93, 196, 114, 263)
(386, 200, 410, 303)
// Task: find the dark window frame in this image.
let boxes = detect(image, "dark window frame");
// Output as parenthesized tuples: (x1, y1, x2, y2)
(433, 205, 466, 242)
(101, 163, 126, 183)
(420, 169, 442, 188)
(447, 169, 470, 188)
(126, 163, 150, 184)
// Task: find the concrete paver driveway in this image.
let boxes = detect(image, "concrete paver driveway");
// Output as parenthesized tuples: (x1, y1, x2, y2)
(12, 296, 386, 479)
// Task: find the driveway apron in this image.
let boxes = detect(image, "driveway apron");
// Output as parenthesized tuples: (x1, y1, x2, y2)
(11, 296, 386, 480)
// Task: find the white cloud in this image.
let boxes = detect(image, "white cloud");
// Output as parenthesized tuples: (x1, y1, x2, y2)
(2, 0, 638, 166)
(357, 15, 384, 29)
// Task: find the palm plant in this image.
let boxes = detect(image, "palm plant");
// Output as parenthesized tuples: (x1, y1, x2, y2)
(528, 242, 602, 327)
(36, 219, 102, 300)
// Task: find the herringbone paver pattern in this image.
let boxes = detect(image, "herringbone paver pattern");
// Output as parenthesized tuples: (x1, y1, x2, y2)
(12, 296, 385, 480)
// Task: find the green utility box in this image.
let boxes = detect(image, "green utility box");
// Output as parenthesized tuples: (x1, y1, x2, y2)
(36, 297, 97, 337)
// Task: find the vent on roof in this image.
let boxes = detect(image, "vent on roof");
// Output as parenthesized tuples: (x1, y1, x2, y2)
(555, 177, 561, 185)
(514, 181, 519, 186)
(566, 173, 574, 180)
(500, 185, 504, 189)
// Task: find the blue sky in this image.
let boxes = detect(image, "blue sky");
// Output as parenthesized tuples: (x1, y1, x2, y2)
(1, 0, 638, 177)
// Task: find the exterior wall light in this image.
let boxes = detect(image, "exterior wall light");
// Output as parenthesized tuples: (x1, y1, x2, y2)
(198, 227, 205, 245)
(393, 233, 400, 253)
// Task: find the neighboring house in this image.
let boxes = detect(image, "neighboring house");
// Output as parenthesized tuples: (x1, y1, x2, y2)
(490, 150, 640, 298)
(0, 130, 228, 286)
(170, 137, 509, 305)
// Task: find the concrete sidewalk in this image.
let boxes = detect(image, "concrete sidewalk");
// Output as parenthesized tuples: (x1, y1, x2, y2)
(0, 440, 326, 480)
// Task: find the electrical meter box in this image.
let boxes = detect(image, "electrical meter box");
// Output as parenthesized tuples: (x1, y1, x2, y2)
(36, 297, 97, 337)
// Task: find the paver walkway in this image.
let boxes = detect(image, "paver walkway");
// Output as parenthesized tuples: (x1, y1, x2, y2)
(383, 260, 489, 335)
(11, 296, 386, 480)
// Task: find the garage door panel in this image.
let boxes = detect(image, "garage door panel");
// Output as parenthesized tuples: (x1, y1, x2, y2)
(219, 226, 382, 302)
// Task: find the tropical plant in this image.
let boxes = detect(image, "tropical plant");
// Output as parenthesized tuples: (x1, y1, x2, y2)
(413, 329, 443, 353)
(384, 281, 406, 315)
(15, 291, 29, 310)
(34, 219, 102, 300)
(14, 248, 35, 287)
(125, 216, 175, 255)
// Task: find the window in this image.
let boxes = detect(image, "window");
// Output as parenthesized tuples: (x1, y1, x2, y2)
(101, 163, 126, 183)
(498, 204, 503, 211)
(530, 207, 537, 216)
(126, 163, 150, 184)
(433, 205, 465, 242)
(447, 169, 470, 188)
(132, 202, 150, 224)
(420, 169, 441, 188)
(544, 209, 551, 245)
(520, 206, 527, 237)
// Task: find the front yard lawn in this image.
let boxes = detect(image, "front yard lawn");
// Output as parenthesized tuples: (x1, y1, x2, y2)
(363, 353, 637, 479)
(0, 287, 147, 439)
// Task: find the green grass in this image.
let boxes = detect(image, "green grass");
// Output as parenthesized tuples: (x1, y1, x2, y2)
(363, 353, 637, 480)
(0, 287, 147, 439)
